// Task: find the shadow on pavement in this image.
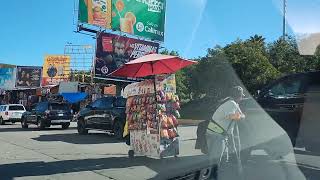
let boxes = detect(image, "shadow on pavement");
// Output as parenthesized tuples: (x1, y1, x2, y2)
(0, 153, 312, 180)
(0, 155, 211, 180)
(294, 149, 320, 180)
(0, 127, 34, 132)
(0, 127, 77, 132)
(297, 164, 320, 180)
(32, 133, 123, 144)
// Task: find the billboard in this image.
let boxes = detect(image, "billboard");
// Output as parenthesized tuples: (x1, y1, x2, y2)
(42, 55, 71, 86)
(59, 82, 79, 93)
(104, 85, 116, 95)
(0, 68, 16, 90)
(78, 0, 166, 42)
(112, 0, 166, 41)
(79, 0, 112, 28)
(95, 33, 159, 79)
(16, 66, 42, 88)
(0, 64, 16, 68)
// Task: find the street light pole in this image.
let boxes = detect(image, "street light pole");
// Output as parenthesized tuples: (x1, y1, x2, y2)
(283, 0, 287, 40)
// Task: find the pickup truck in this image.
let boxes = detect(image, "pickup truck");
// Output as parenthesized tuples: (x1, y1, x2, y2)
(77, 96, 127, 139)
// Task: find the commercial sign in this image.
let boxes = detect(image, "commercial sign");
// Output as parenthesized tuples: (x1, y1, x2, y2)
(16, 66, 42, 88)
(79, 0, 112, 28)
(0, 64, 16, 68)
(59, 82, 79, 93)
(95, 33, 159, 79)
(0, 68, 16, 90)
(104, 85, 116, 95)
(79, 0, 166, 42)
(122, 74, 175, 97)
(112, 0, 166, 41)
(42, 55, 71, 86)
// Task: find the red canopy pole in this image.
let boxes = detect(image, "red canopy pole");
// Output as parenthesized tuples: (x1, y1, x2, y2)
(151, 62, 159, 135)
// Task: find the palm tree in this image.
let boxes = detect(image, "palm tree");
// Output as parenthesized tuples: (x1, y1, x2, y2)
(249, 35, 266, 45)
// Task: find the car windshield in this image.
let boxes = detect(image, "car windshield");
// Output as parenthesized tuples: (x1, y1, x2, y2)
(8, 105, 25, 111)
(1, 0, 320, 180)
(50, 103, 70, 111)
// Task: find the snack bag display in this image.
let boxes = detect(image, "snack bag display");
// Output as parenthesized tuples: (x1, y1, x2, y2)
(124, 75, 180, 158)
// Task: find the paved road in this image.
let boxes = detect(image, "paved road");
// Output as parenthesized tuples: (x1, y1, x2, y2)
(0, 123, 319, 180)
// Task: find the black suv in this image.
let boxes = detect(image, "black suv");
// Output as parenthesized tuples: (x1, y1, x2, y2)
(242, 71, 320, 151)
(21, 101, 72, 129)
(77, 96, 126, 139)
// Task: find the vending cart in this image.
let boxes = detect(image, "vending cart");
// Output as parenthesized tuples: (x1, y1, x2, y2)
(124, 74, 181, 159)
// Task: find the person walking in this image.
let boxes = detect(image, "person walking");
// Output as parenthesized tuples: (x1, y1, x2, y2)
(206, 86, 246, 179)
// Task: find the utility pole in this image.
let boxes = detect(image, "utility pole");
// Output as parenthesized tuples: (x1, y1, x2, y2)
(283, 0, 287, 40)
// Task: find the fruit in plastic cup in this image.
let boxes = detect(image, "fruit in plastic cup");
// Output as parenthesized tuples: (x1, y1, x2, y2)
(116, 0, 124, 12)
(125, 12, 136, 25)
(120, 18, 133, 34)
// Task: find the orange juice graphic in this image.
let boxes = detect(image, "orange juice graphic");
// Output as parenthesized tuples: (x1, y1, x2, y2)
(120, 18, 133, 34)
(115, 0, 137, 34)
(120, 12, 136, 34)
(87, 0, 93, 23)
(115, 0, 124, 12)
(87, 0, 110, 27)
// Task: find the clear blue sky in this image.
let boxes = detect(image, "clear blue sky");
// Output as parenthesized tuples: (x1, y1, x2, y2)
(0, 0, 318, 66)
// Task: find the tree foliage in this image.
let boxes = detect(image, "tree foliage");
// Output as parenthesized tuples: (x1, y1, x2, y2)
(172, 35, 320, 103)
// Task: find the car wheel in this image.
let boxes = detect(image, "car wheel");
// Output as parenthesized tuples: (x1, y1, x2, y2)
(62, 123, 70, 129)
(21, 118, 28, 129)
(77, 119, 88, 135)
(128, 150, 134, 159)
(37, 119, 45, 130)
(0, 117, 4, 125)
(113, 120, 124, 140)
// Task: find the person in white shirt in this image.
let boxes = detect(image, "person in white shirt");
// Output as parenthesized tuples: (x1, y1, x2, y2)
(206, 86, 246, 168)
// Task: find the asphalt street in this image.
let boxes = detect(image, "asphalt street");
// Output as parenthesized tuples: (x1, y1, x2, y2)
(0, 122, 319, 180)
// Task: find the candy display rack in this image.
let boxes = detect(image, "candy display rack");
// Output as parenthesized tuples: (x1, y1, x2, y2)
(124, 74, 180, 159)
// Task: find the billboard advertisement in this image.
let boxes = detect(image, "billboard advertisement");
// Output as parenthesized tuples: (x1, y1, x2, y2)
(0, 68, 16, 90)
(79, 0, 112, 28)
(112, 0, 166, 42)
(16, 66, 42, 88)
(95, 33, 159, 79)
(59, 82, 79, 93)
(0, 64, 16, 68)
(42, 55, 71, 86)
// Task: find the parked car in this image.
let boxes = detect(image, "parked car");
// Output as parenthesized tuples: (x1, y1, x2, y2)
(21, 101, 72, 129)
(77, 96, 127, 139)
(0, 104, 26, 124)
(241, 71, 320, 152)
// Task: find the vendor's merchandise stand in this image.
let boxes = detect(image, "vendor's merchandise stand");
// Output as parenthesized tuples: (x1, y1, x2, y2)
(124, 74, 181, 158)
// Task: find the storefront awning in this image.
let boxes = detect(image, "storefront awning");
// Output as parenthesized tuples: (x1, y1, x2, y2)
(60, 93, 88, 104)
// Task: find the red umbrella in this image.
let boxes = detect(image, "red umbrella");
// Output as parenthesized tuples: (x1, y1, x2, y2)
(110, 54, 197, 78)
